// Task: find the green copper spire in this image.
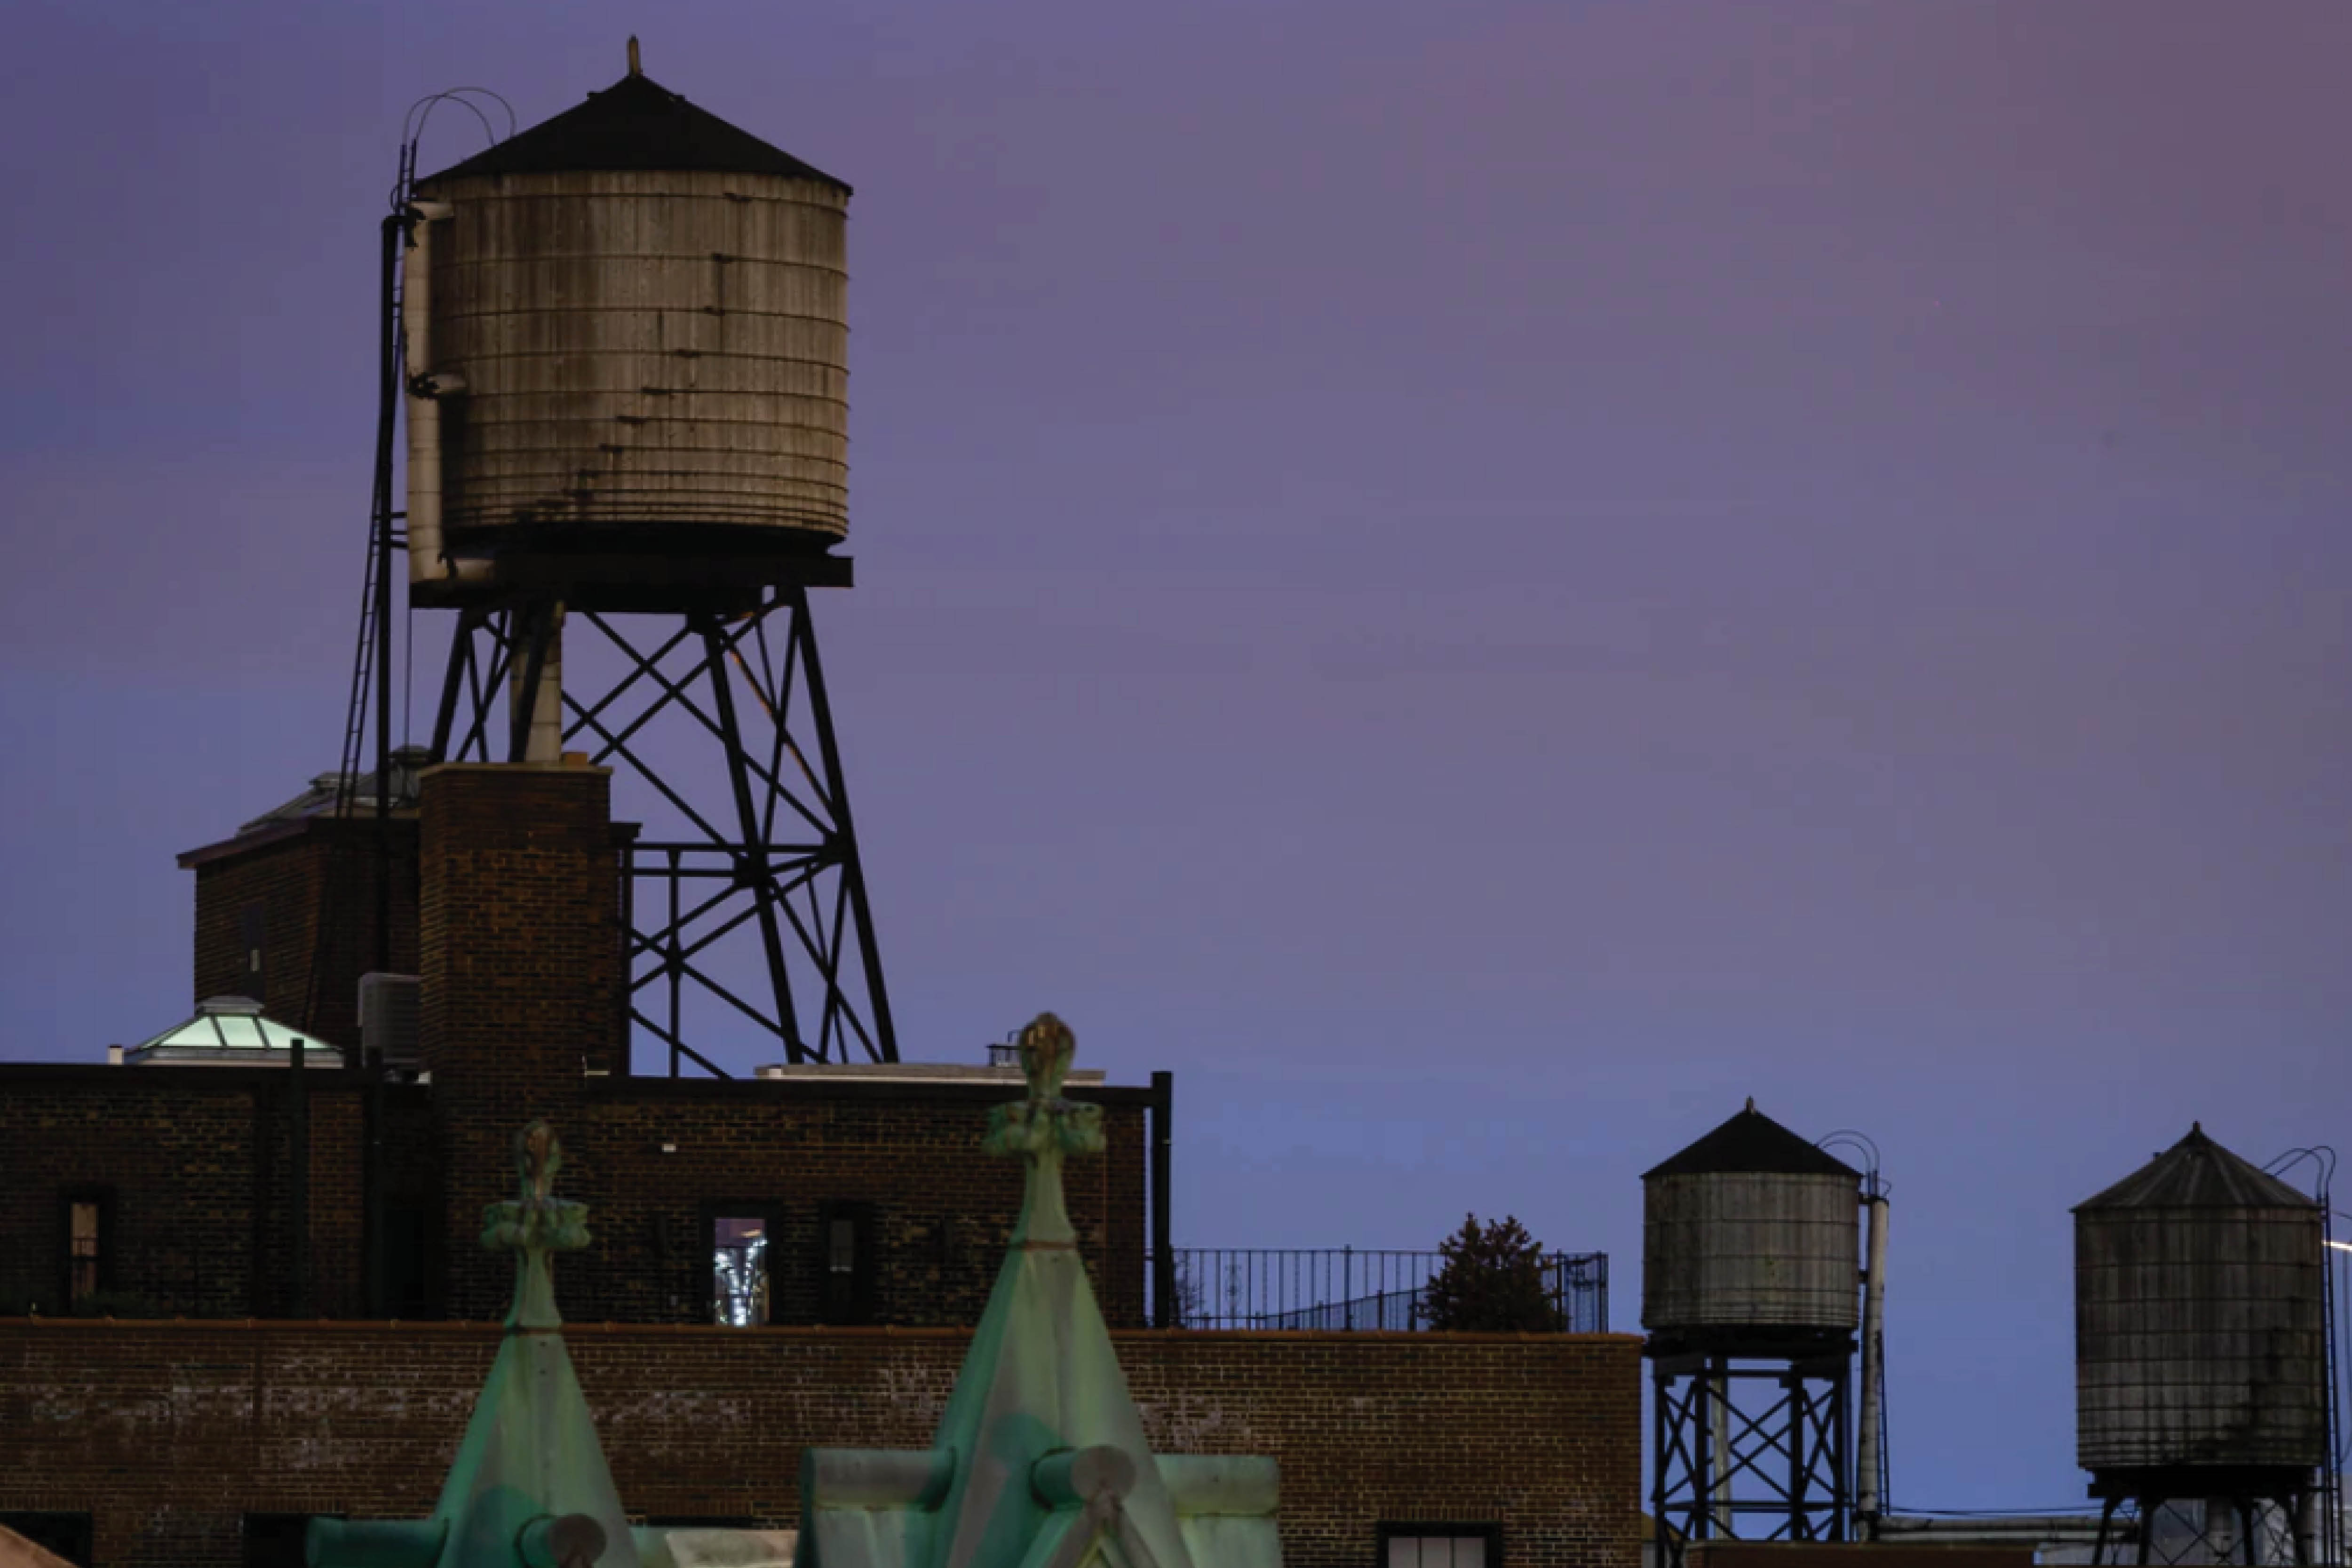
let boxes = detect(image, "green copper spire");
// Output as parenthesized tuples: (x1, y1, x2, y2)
(797, 1015, 1283, 1568)
(311, 1122, 635, 1568)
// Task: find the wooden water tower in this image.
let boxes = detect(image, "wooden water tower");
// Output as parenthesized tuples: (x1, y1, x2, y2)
(372, 50, 894, 1069)
(2075, 1126, 2333, 1565)
(1644, 1101, 1864, 1562)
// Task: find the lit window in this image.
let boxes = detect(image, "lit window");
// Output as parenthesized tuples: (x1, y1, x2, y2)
(711, 1214, 769, 1327)
(1382, 1525, 1498, 1568)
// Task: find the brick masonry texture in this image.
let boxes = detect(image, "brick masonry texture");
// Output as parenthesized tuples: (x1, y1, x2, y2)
(564, 1080, 1151, 1329)
(3, 762, 1631, 1567)
(0, 1069, 1149, 1330)
(185, 818, 421, 1051)
(0, 1320, 1641, 1568)
(420, 762, 624, 1319)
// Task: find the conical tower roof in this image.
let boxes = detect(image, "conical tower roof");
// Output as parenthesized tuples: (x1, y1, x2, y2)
(1643, 1098, 1858, 1181)
(797, 1015, 1282, 1568)
(422, 63, 847, 189)
(308, 1122, 641, 1568)
(2075, 1123, 2314, 1211)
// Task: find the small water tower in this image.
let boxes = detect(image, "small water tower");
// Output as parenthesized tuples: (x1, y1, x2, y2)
(389, 48, 893, 1067)
(2075, 1125, 2328, 1565)
(1644, 1099, 1863, 1562)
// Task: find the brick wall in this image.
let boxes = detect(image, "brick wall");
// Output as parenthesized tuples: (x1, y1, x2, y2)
(183, 820, 420, 1052)
(0, 1319, 1640, 1568)
(0, 1065, 1146, 1330)
(566, 1079, 1152, 1329)
(0, 1067, 325, 1318)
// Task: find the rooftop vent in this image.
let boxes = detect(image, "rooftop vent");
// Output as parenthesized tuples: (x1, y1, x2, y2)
(359, 972, 422, 1072)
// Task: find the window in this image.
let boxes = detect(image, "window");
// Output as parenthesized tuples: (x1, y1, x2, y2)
(1379, 1523, 1500, 1568)
(707, 1207, 774, 1327)
(238, 903, 269, 1003)
(818, 1201, 876, 1325)
(244, 1512, 336, 1568)
(0, 1512, 93, 1565)
(59, 1187, 114, 1309)
(380, 1198, 438, 1319)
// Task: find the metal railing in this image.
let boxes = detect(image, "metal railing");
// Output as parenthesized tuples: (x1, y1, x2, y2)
(1154, 1247, 1606, 1333)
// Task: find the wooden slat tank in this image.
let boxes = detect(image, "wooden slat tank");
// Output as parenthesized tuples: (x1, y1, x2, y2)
(1642, 1100, 1860, 1338)
(2074, 1124, 2325, 1473)
(404, 64, 850, 583)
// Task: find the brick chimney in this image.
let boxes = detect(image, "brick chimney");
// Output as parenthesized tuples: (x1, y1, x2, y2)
(419, 759, 623, 1318)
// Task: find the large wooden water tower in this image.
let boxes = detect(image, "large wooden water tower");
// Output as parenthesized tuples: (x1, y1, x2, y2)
(2075, 1125, 2332, 1565)
(1644, 1100, 1864, 1563)
(384, 50, 895, 1069)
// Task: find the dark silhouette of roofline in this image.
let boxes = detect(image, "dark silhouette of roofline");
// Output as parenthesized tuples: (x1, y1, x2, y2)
(2075, 1123, 2316, 1211)
(1643, 1099, 1860, 1181)
(420, 71, 849, 191)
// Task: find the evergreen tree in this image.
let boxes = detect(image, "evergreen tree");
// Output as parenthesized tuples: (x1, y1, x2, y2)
(1418, 1212, 1566, 1332)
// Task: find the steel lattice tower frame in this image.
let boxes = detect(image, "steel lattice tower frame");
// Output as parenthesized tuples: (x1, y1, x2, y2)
(424, 569, 897, 1070)
(1649, 1332, 1854, 1567)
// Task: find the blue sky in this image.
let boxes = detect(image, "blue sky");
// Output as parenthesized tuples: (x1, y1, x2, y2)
(4, 0, 2350, 1510)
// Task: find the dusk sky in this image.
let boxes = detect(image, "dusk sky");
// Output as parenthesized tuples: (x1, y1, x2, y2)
(5, 0, 2350, 1512)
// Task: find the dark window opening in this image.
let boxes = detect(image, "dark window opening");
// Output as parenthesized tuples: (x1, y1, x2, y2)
(707, 1206, 775, 1327)
(244, 1512, 337, 1568)
(818, 1200, 876, 1325)
(238, 902, 269, 1004)
(0, 1512, 93, 1565)
(1379, 1523, 1501, 1568)
(381, 1198, 438, 1319)
(59, 1187, 114, 1310)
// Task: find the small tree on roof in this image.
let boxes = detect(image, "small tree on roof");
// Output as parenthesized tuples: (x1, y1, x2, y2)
(1418, 1212, 1566, 1332)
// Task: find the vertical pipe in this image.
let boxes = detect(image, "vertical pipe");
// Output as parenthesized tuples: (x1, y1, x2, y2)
(1858, 1194, 1890, 1536)
(401, 200, 453, 587)
(368, 214, 400, 1333)
(616, 849, 634, 1078)
(288, 1032, 309, 1318)
(1150, 1070, 1174, 1329)
(1653, 1367, 1673, 1568)
(362, 1068, 382, 1316)
(1789, 1369, 1808, 1537)
(508, 600, 564, 764)
(667, 848, 683, 1077)
(515, 603, 564, 764)
(1709, 1358, 1732, 1536)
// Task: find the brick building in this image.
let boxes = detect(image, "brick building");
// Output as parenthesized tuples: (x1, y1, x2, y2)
(0, 759, 1641, 1568)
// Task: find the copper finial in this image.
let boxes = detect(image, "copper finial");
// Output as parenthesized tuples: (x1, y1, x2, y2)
(627, 36, 643, 77)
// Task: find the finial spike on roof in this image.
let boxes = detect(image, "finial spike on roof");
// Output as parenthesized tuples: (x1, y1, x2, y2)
(1745, 1096, 1756, 1113)
(627, 36, 642, 77)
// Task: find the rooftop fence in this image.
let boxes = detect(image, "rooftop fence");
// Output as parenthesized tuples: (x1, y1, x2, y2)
(1153, 1247, 1607, 1334)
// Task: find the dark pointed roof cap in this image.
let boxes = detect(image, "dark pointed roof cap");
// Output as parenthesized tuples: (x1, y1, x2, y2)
(420, 72, 849, 191)
(1643, 1098, 1860, 1181)
(2075, 1123, 2315, 1211)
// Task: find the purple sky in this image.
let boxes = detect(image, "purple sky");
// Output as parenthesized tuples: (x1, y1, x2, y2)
(6, 0, 2351, 1512)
